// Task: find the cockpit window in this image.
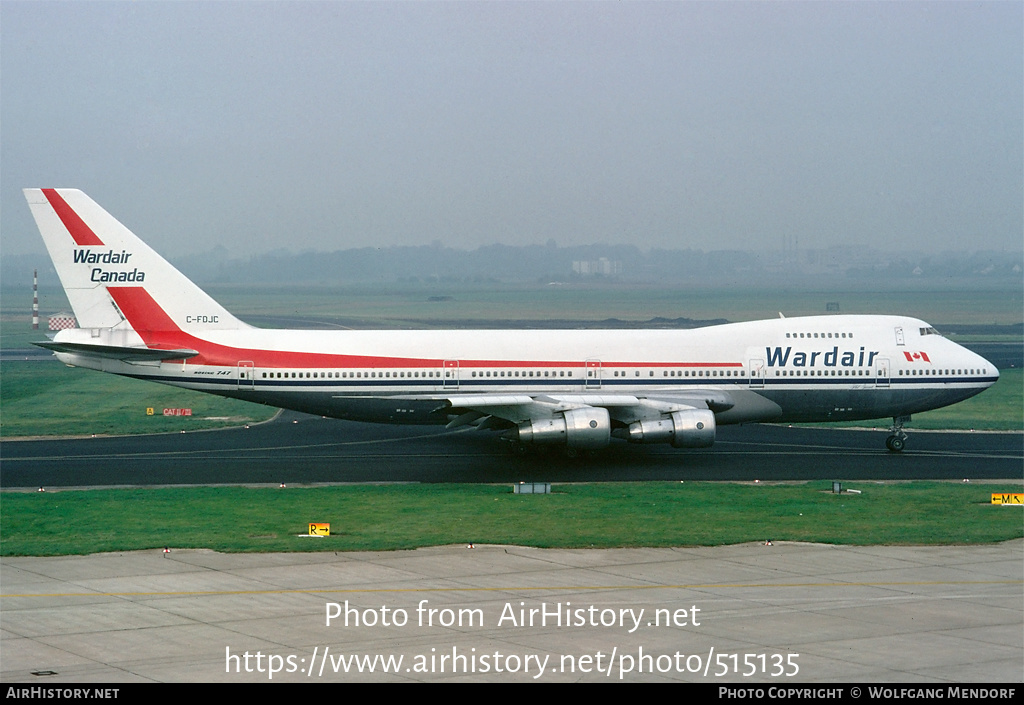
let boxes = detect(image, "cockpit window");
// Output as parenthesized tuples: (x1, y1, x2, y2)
(919, 327, 941, 336)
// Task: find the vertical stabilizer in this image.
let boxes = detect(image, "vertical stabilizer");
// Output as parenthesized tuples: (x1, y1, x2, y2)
(24, 189, 246, 335)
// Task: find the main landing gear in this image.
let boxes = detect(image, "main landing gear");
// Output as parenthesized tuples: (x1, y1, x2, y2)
(886, 415, 910, 453)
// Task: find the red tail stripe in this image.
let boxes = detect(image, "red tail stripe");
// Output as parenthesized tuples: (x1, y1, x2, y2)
(42, 189, 105, 246)
(108, 287, 181, 335)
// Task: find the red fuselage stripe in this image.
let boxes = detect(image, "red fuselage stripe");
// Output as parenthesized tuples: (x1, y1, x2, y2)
(107, 287, 743, 370)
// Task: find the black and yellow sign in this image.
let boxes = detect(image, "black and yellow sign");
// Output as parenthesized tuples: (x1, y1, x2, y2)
(309, 523, 330, 536)
(991, 493, 1023, 505)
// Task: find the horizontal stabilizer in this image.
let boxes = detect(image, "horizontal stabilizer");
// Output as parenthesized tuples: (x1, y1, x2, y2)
(34, 340, 199, 362)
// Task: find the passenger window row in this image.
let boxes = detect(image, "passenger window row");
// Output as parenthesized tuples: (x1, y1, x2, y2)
(261, 370, 442, 379)
(899, 369, 982, 376)
(785, 332, 853, 339)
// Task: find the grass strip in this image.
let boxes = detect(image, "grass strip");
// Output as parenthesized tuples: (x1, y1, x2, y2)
(2, 482, 1021, 557)
(0, 360, 276, 438)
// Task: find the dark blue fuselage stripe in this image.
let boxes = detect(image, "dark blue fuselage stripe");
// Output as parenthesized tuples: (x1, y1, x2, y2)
(122, 371, 997, 391)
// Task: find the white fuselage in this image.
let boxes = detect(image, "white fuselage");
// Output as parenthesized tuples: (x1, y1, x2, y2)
(53, 314, 998, 428)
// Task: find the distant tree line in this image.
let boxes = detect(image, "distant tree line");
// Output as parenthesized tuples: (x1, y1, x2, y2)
(4, 243, 1021, 289)
(166, 243, 1023, 287)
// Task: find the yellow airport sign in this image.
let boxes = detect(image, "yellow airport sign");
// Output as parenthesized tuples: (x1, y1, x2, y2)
(990, 493, 1023, 505)
(309, 523, 330, 536)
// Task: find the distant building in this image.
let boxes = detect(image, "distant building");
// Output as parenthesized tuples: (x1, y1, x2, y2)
(48, 312, 76, 330)
(573, 258, 621, 276)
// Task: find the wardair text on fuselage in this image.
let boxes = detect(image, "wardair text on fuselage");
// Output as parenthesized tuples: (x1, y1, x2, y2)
(766, 346, 879, 368)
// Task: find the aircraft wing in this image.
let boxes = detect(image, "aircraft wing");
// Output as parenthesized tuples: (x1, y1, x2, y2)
(382, 390, 732, 448)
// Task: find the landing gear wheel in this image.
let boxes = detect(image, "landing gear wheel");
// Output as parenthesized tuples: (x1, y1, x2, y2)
(886, 415, 910, 453)
(885, 435, 905, 453)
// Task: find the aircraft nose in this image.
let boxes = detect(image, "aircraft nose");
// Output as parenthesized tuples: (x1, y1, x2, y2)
(975, 351, 999, 384)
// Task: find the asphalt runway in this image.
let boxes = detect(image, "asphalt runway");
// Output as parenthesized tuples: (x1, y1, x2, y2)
(2, 411, 1021, 488)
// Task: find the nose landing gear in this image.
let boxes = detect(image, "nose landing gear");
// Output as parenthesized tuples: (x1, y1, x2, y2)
(886, 415, 910, 453)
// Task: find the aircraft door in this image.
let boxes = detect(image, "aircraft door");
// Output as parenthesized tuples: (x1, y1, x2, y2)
(894, 327, 905, 346)
(875, 358, 890, 388)
(585, 359, 602, 389)
(443, 360, 459, 390)
(237, 361, 255, 389)
(748, 359, 765, 389)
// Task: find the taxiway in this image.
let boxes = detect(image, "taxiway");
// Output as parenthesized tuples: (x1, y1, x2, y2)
(1, 413, 1020, 488)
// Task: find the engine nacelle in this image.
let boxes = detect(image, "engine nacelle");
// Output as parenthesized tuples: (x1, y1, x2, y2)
(516, 406, 611, 449)
(627, 409, 716, 448)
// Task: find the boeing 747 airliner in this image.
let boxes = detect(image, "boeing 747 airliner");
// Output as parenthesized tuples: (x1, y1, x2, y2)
(26, 189, 999, 455)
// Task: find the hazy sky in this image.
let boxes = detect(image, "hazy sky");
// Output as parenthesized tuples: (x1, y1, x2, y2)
(2, 1, 1021, 259)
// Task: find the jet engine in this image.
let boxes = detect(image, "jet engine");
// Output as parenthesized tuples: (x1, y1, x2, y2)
(515, 406, 611, 449)
(626, 409, 716, 448)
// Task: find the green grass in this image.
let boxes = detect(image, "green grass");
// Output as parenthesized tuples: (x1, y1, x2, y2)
(0, 359, 276, 438)
(1, 482, 1020, 556)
